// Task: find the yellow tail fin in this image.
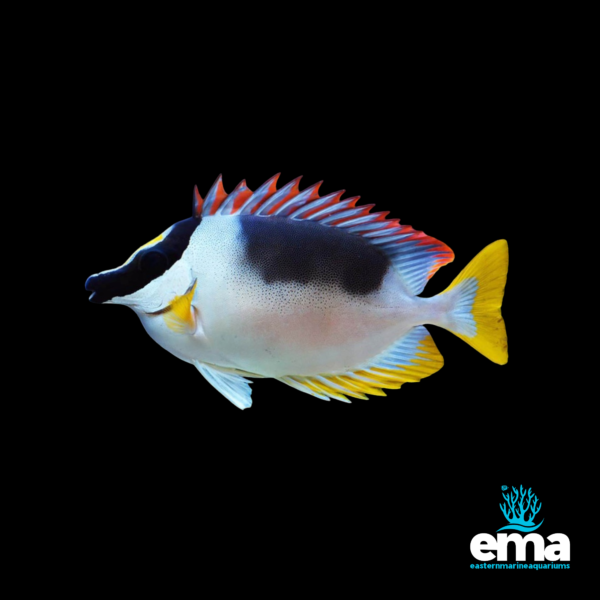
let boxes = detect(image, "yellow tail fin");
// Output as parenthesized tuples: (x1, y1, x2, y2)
(440, 240, 508, 364)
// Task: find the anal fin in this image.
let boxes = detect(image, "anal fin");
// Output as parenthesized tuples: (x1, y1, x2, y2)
(278, 326, 443, 402)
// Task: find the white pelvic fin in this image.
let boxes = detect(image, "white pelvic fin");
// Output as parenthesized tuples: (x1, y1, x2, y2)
(194, 361, 253, 410)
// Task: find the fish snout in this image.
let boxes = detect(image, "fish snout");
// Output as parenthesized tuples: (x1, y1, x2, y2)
(86, 275, 102, 303)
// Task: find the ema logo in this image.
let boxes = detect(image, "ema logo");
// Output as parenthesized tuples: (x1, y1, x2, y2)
(470, 485, 570, 566)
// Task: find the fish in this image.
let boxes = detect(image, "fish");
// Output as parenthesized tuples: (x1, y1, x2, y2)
(85, 174, 508, 410)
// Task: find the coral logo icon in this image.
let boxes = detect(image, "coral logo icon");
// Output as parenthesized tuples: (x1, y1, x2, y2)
(498, 485, 543, 532)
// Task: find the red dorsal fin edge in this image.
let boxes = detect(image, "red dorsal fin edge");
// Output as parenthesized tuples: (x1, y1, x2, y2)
(194, 175, 454, 293)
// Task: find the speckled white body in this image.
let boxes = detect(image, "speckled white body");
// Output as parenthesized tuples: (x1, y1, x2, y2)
(118, 215, 451, 377)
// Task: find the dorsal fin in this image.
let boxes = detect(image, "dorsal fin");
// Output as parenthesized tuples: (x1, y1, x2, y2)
(193, 185, 203, 218)
(194, 174, 455, 294)
(202, 175, 229, 215)
(255, 176, 303, 215)
(239, 173, 280, 214)
(215, 179, 252, 215)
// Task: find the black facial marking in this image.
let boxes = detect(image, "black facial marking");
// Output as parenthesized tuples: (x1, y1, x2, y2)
(86, 217, 199, 303)
(241, 216, 389, 295)
(139, 250, 169, 278)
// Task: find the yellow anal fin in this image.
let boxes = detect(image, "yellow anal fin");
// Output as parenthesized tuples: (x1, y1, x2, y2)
(162, 281, 198, 334)
(334, 375, 387, 397)
(277, 326, 444, 403)
(301, 378, 351, 403)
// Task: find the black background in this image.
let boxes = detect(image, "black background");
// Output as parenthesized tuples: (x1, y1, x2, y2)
(68, 53, 588, 586)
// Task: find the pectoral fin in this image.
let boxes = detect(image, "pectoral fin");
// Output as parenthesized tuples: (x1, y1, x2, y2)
(154, 281, 198, 334)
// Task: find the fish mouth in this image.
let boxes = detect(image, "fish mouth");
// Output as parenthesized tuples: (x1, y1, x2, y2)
(86, 275, 108, 304)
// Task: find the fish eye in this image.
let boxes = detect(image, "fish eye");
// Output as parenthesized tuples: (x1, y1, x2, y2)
(138, 250, 169, 277)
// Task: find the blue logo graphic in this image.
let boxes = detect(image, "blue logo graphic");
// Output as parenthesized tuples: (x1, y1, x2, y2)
(502, 485, 508, 491)
(498, 485, 544, 532)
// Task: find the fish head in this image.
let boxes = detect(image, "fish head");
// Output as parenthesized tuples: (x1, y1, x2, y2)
(86, 216, 200, 313)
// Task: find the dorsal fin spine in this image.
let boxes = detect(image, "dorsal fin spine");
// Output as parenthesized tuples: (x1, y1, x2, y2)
(256, 176, 303, 215)
(266, 178, 304, 215)
(334, 206, 377, 227)
(318, 200, 368, 225)
(289, 191, 345, 219)
(215, 179, 252, 215)
(193, 185, 204, 218)
(202, 175, 227, 216)
(233, 187, 253, 211)
(272, 181, 322, 216)
(238, 173, 281, 215)
(305, 197, 355, 221)
(346, 217, 394, 233)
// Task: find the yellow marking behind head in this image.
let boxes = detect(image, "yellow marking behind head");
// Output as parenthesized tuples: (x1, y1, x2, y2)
(160, 281, 198, 334)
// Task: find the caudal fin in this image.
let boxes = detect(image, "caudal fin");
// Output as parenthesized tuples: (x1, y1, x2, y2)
(437, 240, 508, 364)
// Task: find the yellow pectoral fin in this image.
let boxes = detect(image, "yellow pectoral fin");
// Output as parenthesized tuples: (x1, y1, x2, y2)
(161, 281, 198, 334)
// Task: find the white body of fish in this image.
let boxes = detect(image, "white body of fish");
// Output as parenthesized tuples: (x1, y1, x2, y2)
(120, 215, 447, 377)
(89, 174, 508, 409)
